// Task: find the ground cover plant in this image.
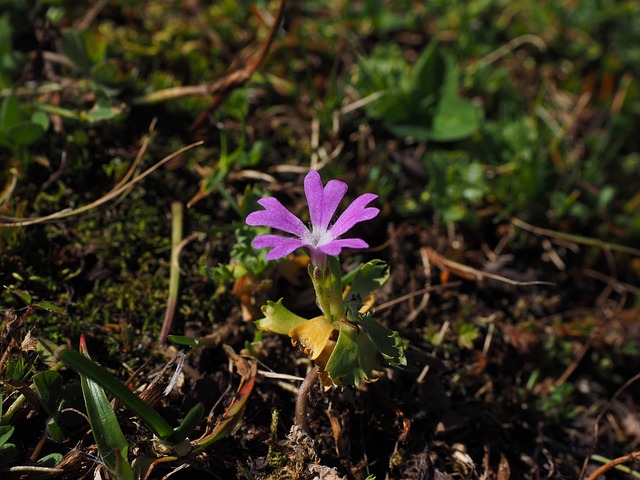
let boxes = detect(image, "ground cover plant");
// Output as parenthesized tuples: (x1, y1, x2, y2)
(1, 0, 640, 479)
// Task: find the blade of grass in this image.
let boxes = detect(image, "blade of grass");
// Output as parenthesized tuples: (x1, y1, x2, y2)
(55, 346, 175, 441)
(511, 217, 640, 257)
(78, 336, 135, 480)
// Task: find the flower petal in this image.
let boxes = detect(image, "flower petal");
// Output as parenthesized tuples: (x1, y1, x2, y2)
(304, 170, 348, 230)
(318, 238, 369, 256)
(328, 193, 379, 238)
(253, 234, 305, 260)
(246, 197, 308, 237)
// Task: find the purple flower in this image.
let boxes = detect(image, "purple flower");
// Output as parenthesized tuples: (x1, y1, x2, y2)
(246, 170, 379, 265)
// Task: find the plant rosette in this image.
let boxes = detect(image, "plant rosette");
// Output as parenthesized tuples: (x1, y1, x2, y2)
(246, 170, 406, 388)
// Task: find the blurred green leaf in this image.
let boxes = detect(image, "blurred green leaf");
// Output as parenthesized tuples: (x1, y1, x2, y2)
(168, 335, 198, 347)
(6, 122, 45, 147)
(82, 30, 107, 65)
(33, 301, 67, 315)
(0, 93, 20, 131)
(6, 287, 31, 304)
(430, 95, 482, 142)
(33, 370, 62, 416)
(31, 111, 50, 131)
(59, 30, 92, 72)
(86, 92, 127, 123)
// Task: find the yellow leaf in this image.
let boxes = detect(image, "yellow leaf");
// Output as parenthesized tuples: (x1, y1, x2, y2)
(289, 316, 337, 362)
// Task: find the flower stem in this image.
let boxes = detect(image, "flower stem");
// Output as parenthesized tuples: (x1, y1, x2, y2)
(310, 264, 333, 322)
(295, 366, 319, 435)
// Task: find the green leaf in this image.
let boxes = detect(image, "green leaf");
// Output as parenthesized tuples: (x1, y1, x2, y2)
(33, 301, 67, 315)
(37, 452, 63, 467)
(31, 110, 50, 131)
(46, 417, 64, 443)
(325, 322, 373, 387)
(55, 347, 175, 441)
(358, 315, 407, 368)
(81, 30, 107, 65)
(0, 426, 14, 448)
(348, 260, 390, 300)
(6, 122, 45, 147)
(86, 91, 127, 123)
(170, 403, 205, 443)
(78, 337, 135, 479)
(33, 370, 63, 416)
(410, 40, 445, 100)
(6, 287, 31, 304)
(91, 60, 133, 88)
(255, 299, 308, 336)
(0, 93, 20, 131)
(168, 335, 198, 347)
(58, 30, 92, 72)
(0, 442, 17, 466)
(387, 123, 432, 142)
(325, 322, 360, 386)
(430, 94, 482, 142)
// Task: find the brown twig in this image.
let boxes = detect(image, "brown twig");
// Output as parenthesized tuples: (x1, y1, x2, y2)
(585, 451, 640, 480)
(189, 0, 286, 130)
(295, 366, 319, 435)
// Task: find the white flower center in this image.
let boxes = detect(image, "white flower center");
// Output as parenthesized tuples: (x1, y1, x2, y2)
(302, 227, 333, 247)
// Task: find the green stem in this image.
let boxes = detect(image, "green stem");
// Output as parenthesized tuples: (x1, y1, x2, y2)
(309, 264, 333, 322)
(327, 256, 344, 321)
(159, 202, 183, 344)
(309, 256, 344, 323)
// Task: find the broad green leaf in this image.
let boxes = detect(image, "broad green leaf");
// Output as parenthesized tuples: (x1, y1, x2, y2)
(348, 260, 390, 300)
(0, 93, 20, 131)
(356, 331, 382, 381)
(325, 322, 370, 387)
(31, 111, 50, 131)
(6, 122, 45, 147)
(358, 315, 407, 368)
(255, 299, 307, 335)
(430, 94, 482, 142)
(79, 337, 134, 479)
(55, 347, 175, 441)
(33, 370, 62, 416)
